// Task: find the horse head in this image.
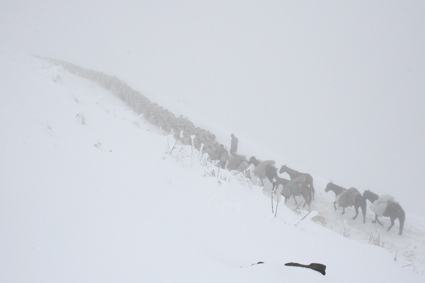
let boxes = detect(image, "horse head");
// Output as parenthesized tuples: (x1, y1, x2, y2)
(324, 182, 333, 192)
(248, 156, 260, 167)
(279, 165, 287, 174)
(362, 190, 378, 203)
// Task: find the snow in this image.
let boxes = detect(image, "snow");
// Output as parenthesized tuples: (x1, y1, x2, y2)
(1, 2, 425, 281)
(1, 46, 424, 282)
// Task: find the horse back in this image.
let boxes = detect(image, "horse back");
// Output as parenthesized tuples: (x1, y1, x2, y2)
(293, 172, 313, 185)
(384, 201, 404, 218)
(338, 188, 360, 207)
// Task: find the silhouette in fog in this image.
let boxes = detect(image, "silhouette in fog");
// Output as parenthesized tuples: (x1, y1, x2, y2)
(230, 133, 238, 156)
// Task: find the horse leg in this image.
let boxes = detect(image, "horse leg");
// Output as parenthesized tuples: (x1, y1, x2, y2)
(352, 205, 359, 220)
(302, 196, 308, 208)
(361, 196, 367, 223)
(372, 214, 383, 225)
(398, 218, 403, 235)
(398, 212, 405, 235)
(333, 202, 337, 211)
(387, 217, 395, 232)
(301, 192, 306, 207)
(293, 195, 298, 205)
(310, 182, 315, 200)
(341, 207, 345, 215)
(303, 192, 311, 211)
(308, 190, 312, 210)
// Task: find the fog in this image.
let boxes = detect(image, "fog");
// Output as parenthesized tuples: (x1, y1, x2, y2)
(1, 1, 424, 216)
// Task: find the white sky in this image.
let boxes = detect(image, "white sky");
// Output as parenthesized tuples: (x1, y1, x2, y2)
(1, 1, 424, 216)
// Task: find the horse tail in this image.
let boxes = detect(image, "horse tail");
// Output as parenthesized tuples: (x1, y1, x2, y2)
(305, 186, 312, 204)
(302, 185, 312, 208)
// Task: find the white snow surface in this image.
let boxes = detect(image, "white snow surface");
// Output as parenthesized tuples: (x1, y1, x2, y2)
(1, 46, 424, 282)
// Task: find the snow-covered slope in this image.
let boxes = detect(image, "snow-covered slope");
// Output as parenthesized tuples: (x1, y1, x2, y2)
(0, 47, 423, 282)
(3, 1, 424, 217)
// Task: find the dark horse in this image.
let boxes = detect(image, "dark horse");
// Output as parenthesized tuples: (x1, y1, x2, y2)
(248, 156, 277, 186)
(324, 182, 367, 223)
(273, 177, 313, 210)
(248, 156, 261, 167)
(272, 176, 312, 213)
(279, 165, 315, 199)
(265, 164, 278, 184)
(363, 190, 405, 235)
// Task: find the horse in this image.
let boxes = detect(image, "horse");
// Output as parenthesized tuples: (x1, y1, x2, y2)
(272, 176, 289, 192)
(279, 165, 315, 199)
(274, 175, 312, 210)
(248, 156, 277, 186)
(363, 190, 405, 235)
(286, 182, 312, 210)
(265, 164, 278, 184)
(248, 156, 260, 167)
(324, 182, 367, 223)
(227, 154, 247, 171)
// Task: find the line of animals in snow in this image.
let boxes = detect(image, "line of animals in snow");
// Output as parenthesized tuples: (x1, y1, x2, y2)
(324, 183, 405, 235)
(45, 58, 330, 276)
(46, 58, 405, 236)
(215, 151, 405, 235)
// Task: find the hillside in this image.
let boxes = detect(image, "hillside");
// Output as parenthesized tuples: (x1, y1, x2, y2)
(45, 49, 425, 275)
(0, 47, 423, 282)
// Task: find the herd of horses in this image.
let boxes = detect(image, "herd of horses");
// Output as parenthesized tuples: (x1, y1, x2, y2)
(239, 156, 405, 235)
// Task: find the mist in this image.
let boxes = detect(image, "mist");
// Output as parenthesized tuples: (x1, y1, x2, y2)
(1, 1, 424, 216)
